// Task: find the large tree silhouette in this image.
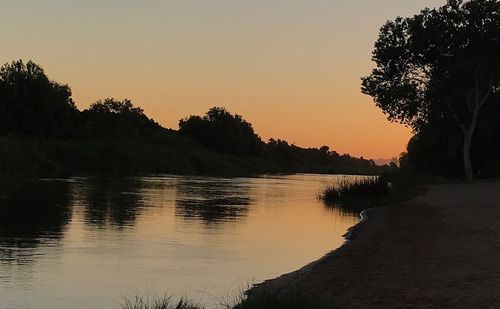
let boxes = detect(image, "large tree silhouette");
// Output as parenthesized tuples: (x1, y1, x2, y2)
(362, 0, 500, 180)
(0, 60, 76, 137)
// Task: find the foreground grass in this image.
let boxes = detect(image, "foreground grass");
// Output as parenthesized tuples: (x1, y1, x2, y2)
(122, 291, 332, 309)
(122, 295, 202, 309)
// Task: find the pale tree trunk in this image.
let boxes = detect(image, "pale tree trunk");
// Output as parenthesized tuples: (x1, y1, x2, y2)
(461, 103, 481, 181)
(444, 72, 493, 181)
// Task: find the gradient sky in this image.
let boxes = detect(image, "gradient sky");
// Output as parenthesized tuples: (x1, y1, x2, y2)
(0, 1, 444, 159)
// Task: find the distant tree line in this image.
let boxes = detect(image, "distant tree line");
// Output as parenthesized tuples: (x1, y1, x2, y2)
(0, 60, 384, 176)
(179, 108, 382, 174)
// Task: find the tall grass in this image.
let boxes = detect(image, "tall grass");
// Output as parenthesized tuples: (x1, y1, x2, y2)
(318, 177, 390, 204)
(122, 295, 202, 309)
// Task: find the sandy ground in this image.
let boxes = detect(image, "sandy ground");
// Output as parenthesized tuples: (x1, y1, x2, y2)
(249, 182, 500, 308)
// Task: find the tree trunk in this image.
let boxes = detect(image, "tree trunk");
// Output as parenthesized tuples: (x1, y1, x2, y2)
(462, 100, 483, 181)
(463, 127, 474, 181)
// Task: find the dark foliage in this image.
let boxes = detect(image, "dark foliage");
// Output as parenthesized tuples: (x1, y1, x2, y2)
(264, 140, 381, 174)
(362, 0, 500, 179)
(0, 60, 77, 138)
(179, 109, 384, 175)
(404, 97, 500, 178)
(0, 59, 386, 177)
(179, 107, 265, 156)
(77, 98, 170, 142)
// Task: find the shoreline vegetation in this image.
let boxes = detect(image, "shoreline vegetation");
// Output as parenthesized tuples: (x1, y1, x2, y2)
(0, 135, 385, 178)
(318, 176, 390, 204)
(0, 60, 388, 178)
(318, 169, 428, 214)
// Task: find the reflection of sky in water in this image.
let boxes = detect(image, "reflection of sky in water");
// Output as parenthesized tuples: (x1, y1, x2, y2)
(0, 174, 359, 308)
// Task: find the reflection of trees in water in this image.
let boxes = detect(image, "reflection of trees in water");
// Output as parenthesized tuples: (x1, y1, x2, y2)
(0, 180, 72, 264)
(322, 201, 363, 218)
(78, 178, 144, 228)
(175, 179, 251, 225)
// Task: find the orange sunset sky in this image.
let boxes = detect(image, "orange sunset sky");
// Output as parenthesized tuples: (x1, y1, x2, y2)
(0, 1, 444, 159)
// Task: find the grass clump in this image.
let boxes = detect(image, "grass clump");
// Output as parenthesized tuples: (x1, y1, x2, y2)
(318, 170, 428, 214)
(319, 177, 390, 204)
(122, 295, 202, 309)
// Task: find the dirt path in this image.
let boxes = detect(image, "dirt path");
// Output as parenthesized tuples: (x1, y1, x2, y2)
(249, 182, 500, 308)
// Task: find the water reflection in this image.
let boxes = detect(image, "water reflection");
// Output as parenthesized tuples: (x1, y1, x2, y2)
(76, 178, 145, 228)
(322, 202, 364, 217)
(175, 178, 251, 225)
(0, 174, 360, 308)
(0, 179, 72, 264)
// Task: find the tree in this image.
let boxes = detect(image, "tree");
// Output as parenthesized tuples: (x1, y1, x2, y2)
(79, 98, 164, 140)
(88, 98, 144, 115)
(362, 0, 500, 180)
(179, 107, 264, 155)
(0, 60, 76, 137)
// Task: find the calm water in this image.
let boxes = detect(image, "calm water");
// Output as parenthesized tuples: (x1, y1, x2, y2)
(0, 174, 360, 308)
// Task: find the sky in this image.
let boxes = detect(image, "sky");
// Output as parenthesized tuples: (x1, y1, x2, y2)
(0, 0, 444, 159)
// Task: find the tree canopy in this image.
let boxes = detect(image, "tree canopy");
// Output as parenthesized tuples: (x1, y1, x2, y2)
(78, 98, 165, 140)
(179, 107, 265, 155)
(362, 0, 500, 179)
(0, 60, 76, 138)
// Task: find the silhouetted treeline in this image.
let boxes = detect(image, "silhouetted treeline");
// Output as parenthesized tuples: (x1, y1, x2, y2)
(179, 107, 382, 174)
(263, 139, 379, 175)
(0, 60, 384, 176)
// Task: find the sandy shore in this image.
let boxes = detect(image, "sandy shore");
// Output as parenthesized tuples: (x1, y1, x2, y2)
(249, 182, 500, 308)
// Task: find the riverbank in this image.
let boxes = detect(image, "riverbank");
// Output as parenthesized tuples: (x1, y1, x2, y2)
(0, 137, 385, 177)
(247, 181, 500, 308)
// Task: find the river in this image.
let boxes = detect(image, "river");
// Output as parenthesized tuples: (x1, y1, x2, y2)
(0, 174, 361, 308)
